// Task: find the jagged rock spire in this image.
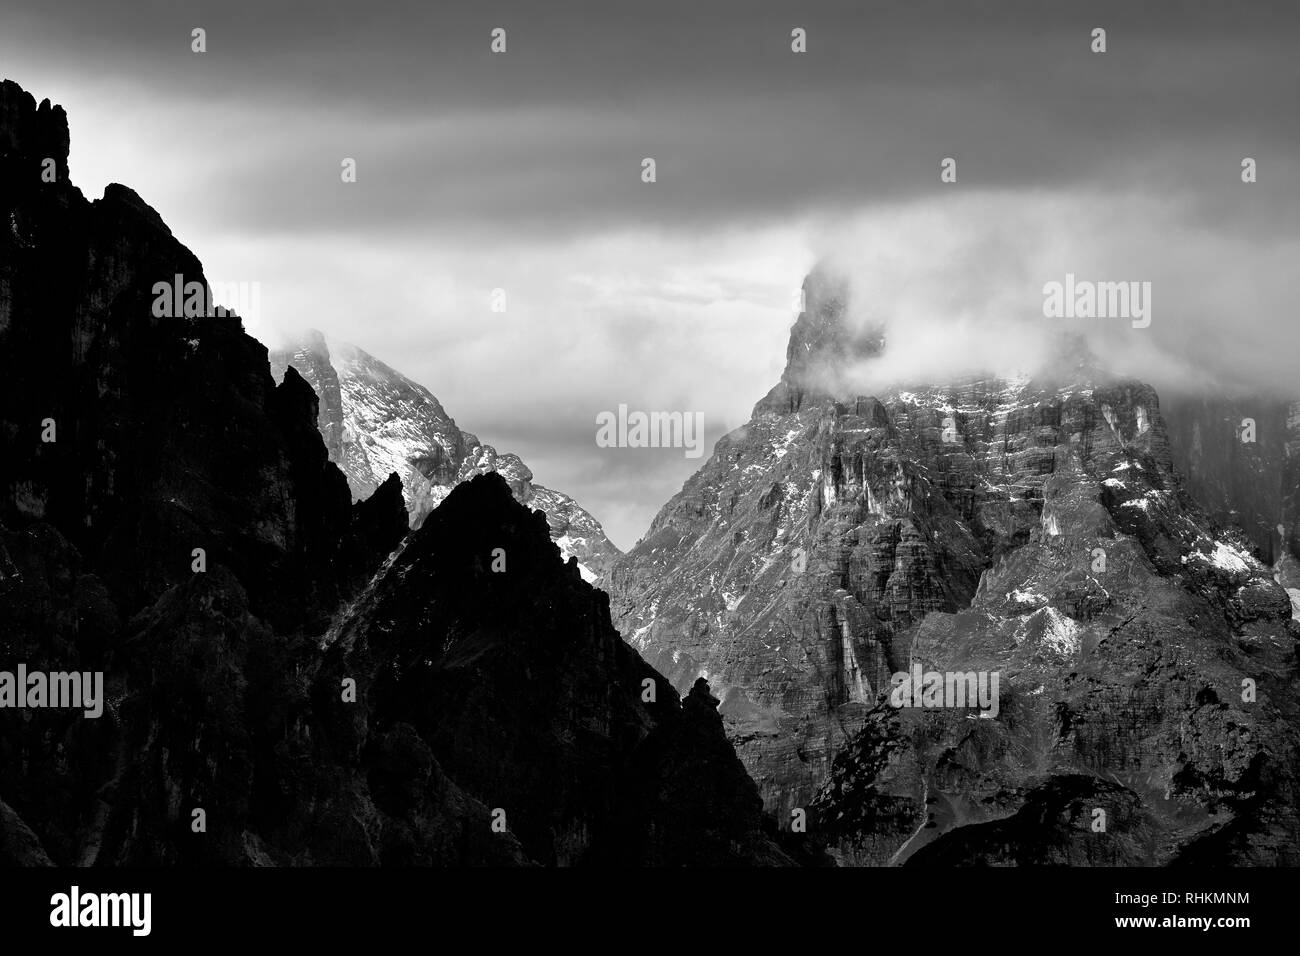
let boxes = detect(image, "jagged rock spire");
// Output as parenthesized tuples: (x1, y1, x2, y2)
(754, 269, 883, 416)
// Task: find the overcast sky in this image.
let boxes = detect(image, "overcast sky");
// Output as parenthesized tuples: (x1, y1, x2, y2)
(3, 0, 1297, 548)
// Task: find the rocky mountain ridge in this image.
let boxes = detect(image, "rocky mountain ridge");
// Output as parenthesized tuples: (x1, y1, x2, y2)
(312, 472, 795, 865)
(269, 331, 620, 584)
(609, 271, 1300, 864)
(0, 79, 784, 867)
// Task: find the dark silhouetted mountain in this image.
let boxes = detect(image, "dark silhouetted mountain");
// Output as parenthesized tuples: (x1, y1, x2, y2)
(0, 80, 785, 867)
(0, 79, 404, 633)
(311, 473, 791, 865)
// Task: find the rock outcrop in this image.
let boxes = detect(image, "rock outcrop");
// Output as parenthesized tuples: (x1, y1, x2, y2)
(1161, 393, 1300, 617)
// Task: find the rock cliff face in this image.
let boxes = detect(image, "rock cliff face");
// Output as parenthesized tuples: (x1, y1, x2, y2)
(0, 80, 783, 867)
(269, 331, 621, 584)
(609, 272, 1300, 864)
(1161, 393, 1300, 616)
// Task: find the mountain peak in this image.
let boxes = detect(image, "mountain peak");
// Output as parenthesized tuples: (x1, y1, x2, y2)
(755, 269, 884, 416)
(0, 79, 70, 182)
(317, 468, 791, 866)
(758, 268, 1132, 417)
(269, 329, 622, 582)
(610, 264, 1300, 863)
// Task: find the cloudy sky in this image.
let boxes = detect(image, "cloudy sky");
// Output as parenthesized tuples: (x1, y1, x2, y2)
(3, 0, 1297, 548)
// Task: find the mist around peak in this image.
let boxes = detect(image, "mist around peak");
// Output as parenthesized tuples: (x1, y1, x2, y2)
(804, 191, 1296, 402)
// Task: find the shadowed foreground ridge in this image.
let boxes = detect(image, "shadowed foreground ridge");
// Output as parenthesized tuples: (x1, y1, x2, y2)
(0, 79, 789, 866)
(317, 472, 792, 865)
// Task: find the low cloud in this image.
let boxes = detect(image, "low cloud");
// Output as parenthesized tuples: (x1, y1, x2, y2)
(4, 0, 1297, 547)
(817, 188, 1300, 400)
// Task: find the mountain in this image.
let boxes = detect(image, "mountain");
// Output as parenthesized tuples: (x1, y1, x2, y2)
(313, 472, 793, 865)
(608, 270, 1300, 864)
(0, 76, 405, 863)
(269, 331, 620, 584)
(0, 80, 404, 636)
(0, 79, 788, 867)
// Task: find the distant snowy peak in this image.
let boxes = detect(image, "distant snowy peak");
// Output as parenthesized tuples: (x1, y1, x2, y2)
(269, 331, 621, 583)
